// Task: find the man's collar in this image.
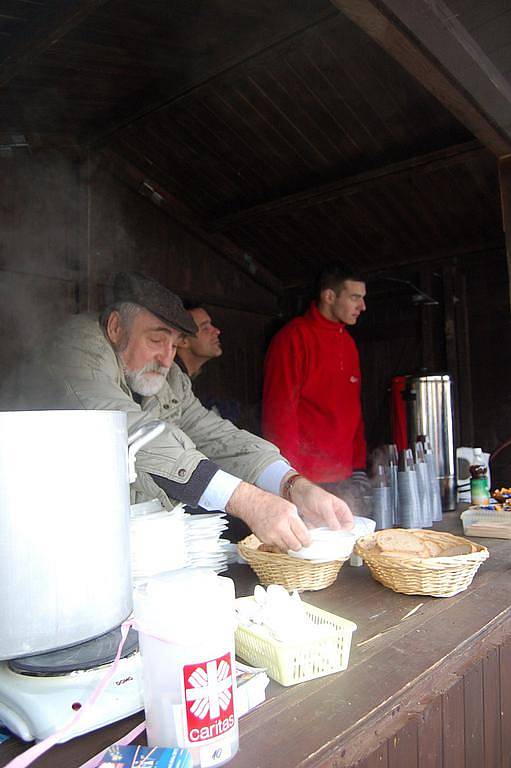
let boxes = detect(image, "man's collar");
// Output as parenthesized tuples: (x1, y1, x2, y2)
(174, 354, 188, 375)
(175, 354, 202, 381)
(307, 301, 346, 329)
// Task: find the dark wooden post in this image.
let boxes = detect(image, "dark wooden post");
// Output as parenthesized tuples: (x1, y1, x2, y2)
(453, 263, 474, 447)
(498, 155, 511, 309)
(441, 259, 476, 449)
(419, 266, 435, 373)
(442, 263, 460, 448)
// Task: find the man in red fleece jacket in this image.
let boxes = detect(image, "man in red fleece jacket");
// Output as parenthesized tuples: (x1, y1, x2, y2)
(262, 264, 368, 506)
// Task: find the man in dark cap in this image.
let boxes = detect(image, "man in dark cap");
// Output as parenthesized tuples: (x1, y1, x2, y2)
(105, 272, 199, 397)
(31, 272, 353, 551)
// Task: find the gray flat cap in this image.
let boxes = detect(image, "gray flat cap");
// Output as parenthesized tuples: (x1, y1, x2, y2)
(112, 272, 198, 335)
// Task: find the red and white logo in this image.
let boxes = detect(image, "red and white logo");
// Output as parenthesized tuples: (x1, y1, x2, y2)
(183, 653, 235, 744)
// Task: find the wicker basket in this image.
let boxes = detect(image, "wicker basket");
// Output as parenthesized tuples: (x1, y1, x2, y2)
(237, 534, 347, 592)
(354, 529, 489, 597)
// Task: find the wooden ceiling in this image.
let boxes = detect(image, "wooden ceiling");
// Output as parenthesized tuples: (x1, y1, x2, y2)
(1, 0, 510, 289)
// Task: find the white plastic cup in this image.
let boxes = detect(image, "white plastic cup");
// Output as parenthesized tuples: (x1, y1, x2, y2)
(134, 568, 239, 767)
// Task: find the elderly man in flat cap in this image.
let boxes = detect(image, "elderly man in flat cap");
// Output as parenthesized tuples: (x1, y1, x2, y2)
(30, 273, 353, 551)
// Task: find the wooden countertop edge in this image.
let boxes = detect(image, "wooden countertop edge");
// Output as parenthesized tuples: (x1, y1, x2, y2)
(2, 514, 510, 768)
(303, 606, 511, 767)
(231, 547, 511, 767)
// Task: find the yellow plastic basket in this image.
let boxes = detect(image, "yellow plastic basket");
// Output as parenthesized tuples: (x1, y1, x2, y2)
(234, 596, 357, 686)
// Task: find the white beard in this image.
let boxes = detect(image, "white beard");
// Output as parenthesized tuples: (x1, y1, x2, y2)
(124, 362, 170, 397)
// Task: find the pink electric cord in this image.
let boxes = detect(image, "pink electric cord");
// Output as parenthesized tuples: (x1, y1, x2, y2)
(4, 621, 134, 768)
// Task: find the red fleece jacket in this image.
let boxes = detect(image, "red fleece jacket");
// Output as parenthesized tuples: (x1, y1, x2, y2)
(262, 302, 366, 483)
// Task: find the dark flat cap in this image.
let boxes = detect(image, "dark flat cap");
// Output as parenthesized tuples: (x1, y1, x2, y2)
(112, 272, 198, 335)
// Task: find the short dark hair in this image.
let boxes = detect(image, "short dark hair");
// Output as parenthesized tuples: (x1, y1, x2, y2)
(315, 263, 365, 301)
(182, 299, 203, 312)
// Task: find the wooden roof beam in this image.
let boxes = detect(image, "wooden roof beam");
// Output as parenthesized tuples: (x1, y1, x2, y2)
(210, 140, 487, 231)
(100, 147, 283, 296)
(330, 0, 511, 157)
(0, 0, 110, 88)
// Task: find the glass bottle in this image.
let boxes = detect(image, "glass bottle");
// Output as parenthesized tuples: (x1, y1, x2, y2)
(470, 448, 489, 506)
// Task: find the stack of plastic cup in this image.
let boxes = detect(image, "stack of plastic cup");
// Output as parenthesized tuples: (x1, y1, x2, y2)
(397, 449, 422, 528)
(386, 444, 400, 525)
(424, 439, 443, 522)
(414, 441, 433, 528)
(372, 464, 393, 530)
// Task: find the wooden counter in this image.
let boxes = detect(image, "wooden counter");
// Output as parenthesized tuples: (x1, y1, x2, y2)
(2, 512, 511, 768)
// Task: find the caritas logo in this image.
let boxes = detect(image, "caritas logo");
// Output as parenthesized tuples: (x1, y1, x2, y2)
(183, 653, 235, 744)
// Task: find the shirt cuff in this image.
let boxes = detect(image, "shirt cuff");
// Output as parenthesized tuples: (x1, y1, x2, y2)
(197, 470, 243, 511)
(255, 459, 293, 496)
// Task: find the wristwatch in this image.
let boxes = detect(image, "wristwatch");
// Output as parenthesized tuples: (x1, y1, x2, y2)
(281, 472, 302, 502)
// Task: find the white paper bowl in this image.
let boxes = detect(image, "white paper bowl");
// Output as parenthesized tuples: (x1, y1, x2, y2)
(287, 516, 376, 562)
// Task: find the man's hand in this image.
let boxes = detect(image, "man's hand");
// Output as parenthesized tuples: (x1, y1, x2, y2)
(286, 475, 354, 530)
(226, 481, 311, 551)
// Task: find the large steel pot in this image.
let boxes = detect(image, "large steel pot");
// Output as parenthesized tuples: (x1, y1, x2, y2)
(0, 410, 164, 660)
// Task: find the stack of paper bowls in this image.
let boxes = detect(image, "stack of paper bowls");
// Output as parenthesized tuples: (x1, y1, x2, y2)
(130, 500, 188, 584)
(184, 512, 231, 573)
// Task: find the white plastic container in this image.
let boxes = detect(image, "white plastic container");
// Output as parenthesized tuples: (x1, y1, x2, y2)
(134, 568, 238, 768)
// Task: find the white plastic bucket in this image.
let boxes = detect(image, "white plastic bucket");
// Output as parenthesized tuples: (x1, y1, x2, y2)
(135, 568, 239, 767)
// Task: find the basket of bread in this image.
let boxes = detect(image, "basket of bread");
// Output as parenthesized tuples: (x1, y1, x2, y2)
(237, 534, 350, 592)
(354, 529, 489, 597)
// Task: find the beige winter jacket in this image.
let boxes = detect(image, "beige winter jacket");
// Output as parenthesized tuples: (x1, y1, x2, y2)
(30, 313, 285, 508)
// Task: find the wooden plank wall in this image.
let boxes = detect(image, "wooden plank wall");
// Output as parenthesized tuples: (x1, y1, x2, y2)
(1, 150, 509, 464)
(350, 251, 511, 487)
(355, 282, 427, 450)
(463, 251, 511, 487)
(352, 633, 511, 768)
(0, 151, 81, 380)
(87, 157, 279, 433)
(0, 149, 279, 431)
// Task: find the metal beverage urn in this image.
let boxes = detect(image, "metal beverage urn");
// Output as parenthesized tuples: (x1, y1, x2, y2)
(393, 374, 456, 511)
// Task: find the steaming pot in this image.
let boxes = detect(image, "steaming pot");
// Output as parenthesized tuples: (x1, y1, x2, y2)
(0, 410, 163, 660)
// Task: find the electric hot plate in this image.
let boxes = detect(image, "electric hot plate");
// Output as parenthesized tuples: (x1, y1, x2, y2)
(0, 625, 144, 742)
(9, 625, 139, 675)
